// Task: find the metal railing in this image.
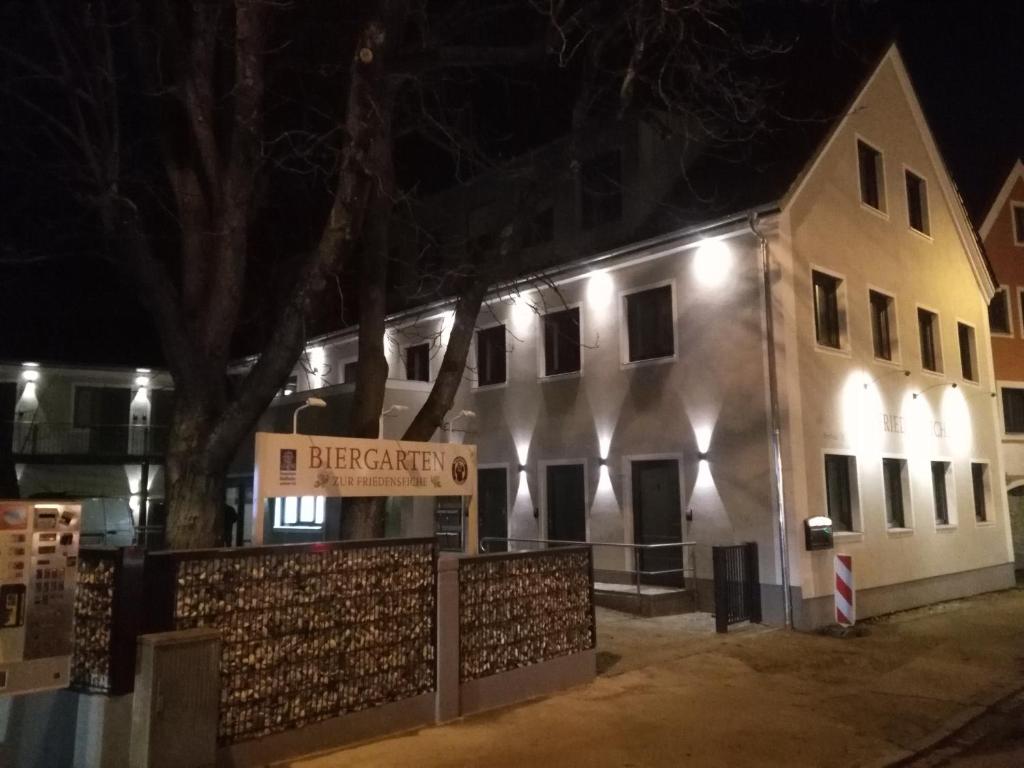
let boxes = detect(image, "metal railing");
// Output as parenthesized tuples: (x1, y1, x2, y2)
(10, 421, 169, 457)
(480, 537, 697, 596)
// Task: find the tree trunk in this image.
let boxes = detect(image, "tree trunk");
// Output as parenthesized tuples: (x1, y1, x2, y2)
(164, 399, 224, 549)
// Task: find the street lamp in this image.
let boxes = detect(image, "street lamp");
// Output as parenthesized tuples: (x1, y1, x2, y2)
(444, 409, 476, 443)
(379, 404, 409, 438)
(292, 397, 327, 434)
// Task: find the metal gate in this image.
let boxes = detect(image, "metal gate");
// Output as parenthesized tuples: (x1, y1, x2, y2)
(712, 542, 762, 633)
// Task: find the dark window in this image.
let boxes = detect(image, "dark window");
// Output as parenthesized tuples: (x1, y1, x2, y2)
(958, 322, 976, 382)
(972, 463, 988, 523)
(870, 290, 894, 360)
(918, 308, 940, 372)
(1014, 204, 1024, 244)
(476, 325, 507, 386)
(825, 454, 855, 532)
(581, 151, 622, 229)
(543, 307, 581, 376)
(405, 343, 430, 382)
(275, 496, 325, 528)
(931, 461, 950, 525)
(343, 361, 358, 384)
(73, 386, 130, 428)
(1002, 388, 1024, 433)
(524, 206, 554, 247)
(858, 140, 884, 210)
(905, 170, 929, 234)
(989, 288, 1011, 335)
(882, 458, 906, 529)
(626, 285, 674, 362)
(813, 271, 842, 348)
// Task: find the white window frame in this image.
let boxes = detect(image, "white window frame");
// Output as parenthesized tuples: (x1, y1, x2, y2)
(855, 134, 888, 218)
(810, 264, 850, 356)
(618, 279, 678, 369)
(915, 303, 944, 377)
(822, 449, 862, 538)
(989, 285, 1013, 338)
(537, 302, 584, 381)
(969, 459, 994, 527)
(929, 458, 957, 530)
(538, 458, 591, 543)
(902, 164, 932, 239)
(880, 454, 914, 534)
(955, 318, 980, 385)
(866, 284, 902, 366)
(471, 320, 509, 390)
(273, 495, 325, 530)
(1012, 201, 1024, 247)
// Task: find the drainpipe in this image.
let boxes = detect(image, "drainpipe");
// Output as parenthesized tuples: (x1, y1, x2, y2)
(749, 212, 792, 629)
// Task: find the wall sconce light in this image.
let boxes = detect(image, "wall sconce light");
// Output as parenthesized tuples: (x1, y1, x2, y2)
(913, 381, 955, 400)
(697, 451, 709, 461)
(518, 464, 527, 474)
(598, 457, 607, 467)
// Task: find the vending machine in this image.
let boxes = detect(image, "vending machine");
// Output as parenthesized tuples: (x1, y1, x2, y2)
(0, 500, 80, 695)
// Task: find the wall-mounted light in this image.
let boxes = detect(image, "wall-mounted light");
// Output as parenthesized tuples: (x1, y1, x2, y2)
(864, 369, 910, 390)
(22, 362, 39, 368)
(598, 457, 607, 467)
(136, 367, 151, 374)
(697, 451, 709, 461)
(692, 238, 732, 289)
(518, 464, 527, 474)
(586, 270, 614, 309)
(293, 397, 328, 434)
(135, 375, 150, 388)
(21, 369, 39, 382)
(913, 381, 955, 400)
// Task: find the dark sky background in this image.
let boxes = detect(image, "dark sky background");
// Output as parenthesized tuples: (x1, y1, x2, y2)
(0, 0, 1020, 368)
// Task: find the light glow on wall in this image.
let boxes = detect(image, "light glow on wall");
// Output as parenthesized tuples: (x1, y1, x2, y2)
(440, 311, 455, 345)
(21, 369, 39, 382)
(693, 239, 732, 289)
(941, 385, 972, 457)
(510, 294, 533, 330)
(134, 375, 150, 388)
(308, 346, 326, 386)
(694, 425, 713, 455)
(586, 270, 614, 309)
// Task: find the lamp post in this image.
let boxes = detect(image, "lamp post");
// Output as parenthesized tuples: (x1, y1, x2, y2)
(292, 397, 327, 434)
(379, 405, 409, 438)
(444, 409, 476, 443)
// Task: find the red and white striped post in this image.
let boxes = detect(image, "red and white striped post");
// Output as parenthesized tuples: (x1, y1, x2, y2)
(835, 554, 854, 626)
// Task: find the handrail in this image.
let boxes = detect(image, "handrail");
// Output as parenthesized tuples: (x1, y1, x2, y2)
(480, 537, 697, 597)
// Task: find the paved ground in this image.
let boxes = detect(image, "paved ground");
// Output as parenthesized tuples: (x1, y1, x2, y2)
(287, 588, 1024, 768)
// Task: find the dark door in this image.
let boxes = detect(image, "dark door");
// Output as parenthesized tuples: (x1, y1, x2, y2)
(546, 464, 586, 542)
(478, 468, 508, 551)
(632, 460, 683, 587)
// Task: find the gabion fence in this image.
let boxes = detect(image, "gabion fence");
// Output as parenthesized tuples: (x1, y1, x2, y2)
(458, 546, 595, 682)
(70, 547, 143, 695)
(144, 539, 437, 746)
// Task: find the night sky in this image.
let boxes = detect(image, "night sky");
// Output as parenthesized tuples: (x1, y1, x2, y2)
(0, 0, 1020, 368)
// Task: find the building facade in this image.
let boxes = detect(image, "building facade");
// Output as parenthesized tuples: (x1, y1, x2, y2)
(978, 159, 1024, 567)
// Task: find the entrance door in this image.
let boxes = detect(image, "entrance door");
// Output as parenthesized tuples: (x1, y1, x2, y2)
(632, 459, 683, 587)
(478, 468, 508, 551)
(546, 464, 586, 542)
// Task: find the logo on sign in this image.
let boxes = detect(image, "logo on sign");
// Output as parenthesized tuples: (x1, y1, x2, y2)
(451, 456, 468, 486)
(280, 449, 297, 486)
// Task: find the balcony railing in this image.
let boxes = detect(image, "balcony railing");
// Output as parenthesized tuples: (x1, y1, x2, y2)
(10, 421, 169, 458)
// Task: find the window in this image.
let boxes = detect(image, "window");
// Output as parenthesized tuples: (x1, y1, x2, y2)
(1013, 202, 1024, 245)
(882, 458, 908, 529)
(1019, 289, 1024, 335)
(857, 140, 885, 211)
(73, 386, 130, 428)
(957, 322, 977, 382)
(1002, 387, 1024, 433)
(543, 307, 581, 376)
(405, 343, 430, 382)
(812, 271, 842, 349)
(971, 463, 989, 523)
(989, 288, 1011, 335)
(581, 151, 622, 229)
(476, 325, 507, 386)
(918, 308, 941, 372)
(905, 170, 929, 234)
(343, 361, 358, 384)
(869, 290, 895, 360)
(625, 285, 674, 362)
(931, 461, 952, 525)
(824, 454, 857, 533)
(274, 496, 325, 528)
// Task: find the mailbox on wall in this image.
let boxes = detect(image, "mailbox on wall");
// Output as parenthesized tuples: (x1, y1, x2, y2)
(804, 516, 834, 551)
(0, 500, 80, 695)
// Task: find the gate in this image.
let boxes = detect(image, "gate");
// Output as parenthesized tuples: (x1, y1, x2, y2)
(712, 542, 762, 633)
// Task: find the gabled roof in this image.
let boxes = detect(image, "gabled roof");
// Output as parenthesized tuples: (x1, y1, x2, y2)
(979, 159, 1024, 240)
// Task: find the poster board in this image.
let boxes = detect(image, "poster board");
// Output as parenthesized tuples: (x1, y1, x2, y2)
(252, 432, 478, 550)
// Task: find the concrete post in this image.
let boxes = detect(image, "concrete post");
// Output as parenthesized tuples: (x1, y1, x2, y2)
(435, 555, 460, 723)
(130, 628, 220, 768)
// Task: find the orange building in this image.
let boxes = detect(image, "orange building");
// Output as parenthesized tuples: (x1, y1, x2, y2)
(980, 158, 1024, 568)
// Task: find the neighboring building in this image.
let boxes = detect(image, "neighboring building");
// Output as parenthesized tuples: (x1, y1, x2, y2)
(254, 44, 1014, 628)
(0, 361, 171, 539)
(978, 159, 1024, 569)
